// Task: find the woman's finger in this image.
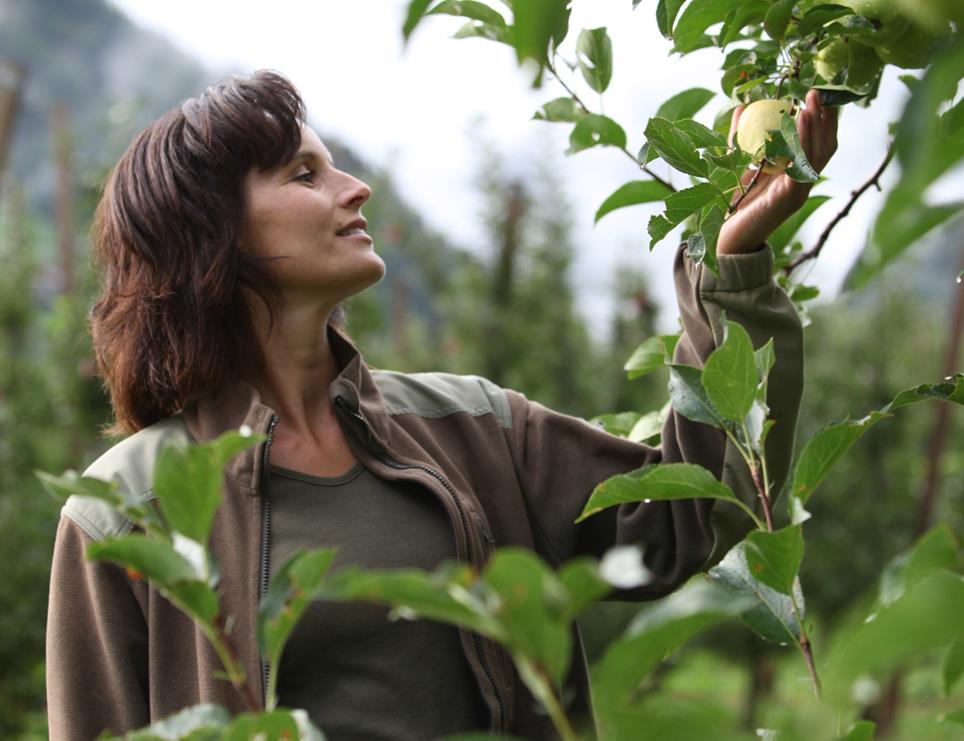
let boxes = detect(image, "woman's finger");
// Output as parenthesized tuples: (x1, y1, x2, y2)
(728, 104, 745, 148)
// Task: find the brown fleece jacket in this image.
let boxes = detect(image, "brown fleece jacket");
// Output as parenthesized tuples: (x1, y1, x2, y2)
(45, 242, 803, 740)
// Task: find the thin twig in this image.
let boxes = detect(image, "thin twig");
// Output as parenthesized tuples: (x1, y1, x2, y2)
(728, 165, 765, 215)
(213, 612, 261, 712)
(790, 589, 823, 699)
(783, 143, 896, 276)
(545, 59, 677, 193)
(748, 460, 775, 531)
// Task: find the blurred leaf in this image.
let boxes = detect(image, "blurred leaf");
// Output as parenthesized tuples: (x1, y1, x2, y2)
(708, 543, 805, 644)
(557, 557, 613, 620)
(590, 411, 642, 437)
(624, 333, 679, 379)
(258, 548, 338, 661)
(403, 0, 435, 42)
(592, 579, 753, 725)
(838, 720, 876, 741)
(88, 536, 219, 624)
(769, 195, 831, 251)
(576, 463, 740, 523)
(944, 638, 964, 696)
(655, 87, 716, 122)
(221, 709, 315, 741)
(566, 113, 627, 154)
(576, 27, 612, 93)
(512, 0, 571, 67)
(452, 20, 514, 43)
(695, 204, 725, 275)
(701, 320, 758, 422)
(878, 525, 961, 608)
(629, 405, 670, 443)
(881, 372, 964, 411)
(119, 704, 229, 741)
(36, 470, 164, 533)
(744, 525, 804, 595)
(595, 180, 672, 224)
(720, 1, 768, 47)
(673, 0, 739, 53)
(665, 183, 721, 224)
(828, 572, 964, 697)
(648, 213, 676, 250)
(797, 3, 854, 37)
(428, 0, 507, 26)
(656, 0, 687, 38)
(154, 431, 260, 544)
(644, 117, 709, 177)
(764, 0, 795, 41)
(532, 96, 585, 122)
(668, 363, 726, 428)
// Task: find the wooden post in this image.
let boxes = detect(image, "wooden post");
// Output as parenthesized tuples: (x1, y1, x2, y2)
(51, 102, 75, 296)
(0, 61, 24, 176)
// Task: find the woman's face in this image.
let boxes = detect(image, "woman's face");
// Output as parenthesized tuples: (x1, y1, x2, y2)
(238, 125, 385, 313)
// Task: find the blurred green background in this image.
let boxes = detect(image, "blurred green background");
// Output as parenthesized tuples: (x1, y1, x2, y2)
(1, 0, 960, 738)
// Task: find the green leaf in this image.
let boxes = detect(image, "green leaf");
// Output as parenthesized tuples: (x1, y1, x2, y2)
(816, 86, 871, 107)
(403, 0, 435, 42)
(629, 405, 670, 443)
(708, 543, 804, 644)
(648, 213, 676, 250)
(222, 710, 303, 741)
(576, 463, 739, 523)
(701, 320, 758, 421)
(566, 114, 627, 155)
(655, 88, 717, 122)
(754, 338, 775, 387)
(695, 204, 724, 275)
(668, 364, 726, 428)
(624, 333, 679, 379)
(590, 411, 641, 437)
(595, 180, 672, 224)
(790, 411, 890, 505)
(656, 0, 687, 39)
(673, 0, 744, 53)
(675, 118, 728, 149)
(883, 373, 964, 410)
(576, 27, 612, 93)
(744, 526, 804, 595)
(769, 195, 831, 251)
(945, 639, 964, 695)
(557, 558, 613, 621)
(532, 96, 585, 122)
(764, 116, 819, 183)
(665, 182, 721, 224)
(428, 0, 507, 26)
(878, 525, 962, 609)
(643, 117, 709, 177)
(35, 470, 165, 533)
(763, 0, 795, 41)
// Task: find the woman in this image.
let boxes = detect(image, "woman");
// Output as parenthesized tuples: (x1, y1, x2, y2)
(46, 71, 836, 740)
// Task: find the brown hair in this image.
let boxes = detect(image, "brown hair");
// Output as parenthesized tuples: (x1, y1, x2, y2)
(91, 70, 344, 436)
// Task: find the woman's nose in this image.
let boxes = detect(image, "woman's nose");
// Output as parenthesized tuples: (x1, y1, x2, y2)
(341, 174, 371, 209)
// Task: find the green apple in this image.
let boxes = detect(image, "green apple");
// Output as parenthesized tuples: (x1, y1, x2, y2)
(736, 99, 793, 173)
(895, 0, 963, 29)
(838, 0, 908, 45)
(816, 38, 885, 88)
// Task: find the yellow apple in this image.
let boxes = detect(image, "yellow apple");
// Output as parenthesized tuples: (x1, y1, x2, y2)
(736, 99, 793, 173)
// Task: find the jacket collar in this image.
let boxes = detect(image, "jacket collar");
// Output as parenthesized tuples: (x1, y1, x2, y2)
(180, 323, 391, 496)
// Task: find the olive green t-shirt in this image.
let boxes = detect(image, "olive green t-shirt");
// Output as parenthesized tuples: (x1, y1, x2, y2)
(267, 462, 489, 741)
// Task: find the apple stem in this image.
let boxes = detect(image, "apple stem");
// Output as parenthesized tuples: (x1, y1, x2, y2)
(783, 141, 896, 276)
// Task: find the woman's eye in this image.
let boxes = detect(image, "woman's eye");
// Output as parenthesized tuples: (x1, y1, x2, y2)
(294, 169, 314, 183)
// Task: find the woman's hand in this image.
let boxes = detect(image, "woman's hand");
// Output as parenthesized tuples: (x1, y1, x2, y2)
(716, 89, 839, 256)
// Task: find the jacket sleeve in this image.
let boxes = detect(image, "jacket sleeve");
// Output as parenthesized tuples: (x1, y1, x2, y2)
(501, 242, 804, 599)
(46, 512, 150, 740)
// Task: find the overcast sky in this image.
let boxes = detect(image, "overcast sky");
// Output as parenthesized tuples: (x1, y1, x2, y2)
(107, 0, 954, 334)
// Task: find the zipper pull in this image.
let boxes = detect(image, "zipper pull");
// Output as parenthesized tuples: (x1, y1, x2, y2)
(471, 511, 495, 545)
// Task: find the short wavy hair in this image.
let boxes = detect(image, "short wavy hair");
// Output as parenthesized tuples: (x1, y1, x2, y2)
(91, 70, 344, 436)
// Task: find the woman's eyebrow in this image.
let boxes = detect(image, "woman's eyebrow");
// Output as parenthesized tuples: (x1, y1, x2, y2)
(288, 147, 335, 168)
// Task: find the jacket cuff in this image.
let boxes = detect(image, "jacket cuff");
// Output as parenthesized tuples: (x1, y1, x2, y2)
(695, 242, 774, 292)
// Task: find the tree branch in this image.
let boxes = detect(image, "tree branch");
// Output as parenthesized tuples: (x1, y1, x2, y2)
(783, 143, 896, 276)
(545, 59, 677, 193)
(728, 165, 765, 215)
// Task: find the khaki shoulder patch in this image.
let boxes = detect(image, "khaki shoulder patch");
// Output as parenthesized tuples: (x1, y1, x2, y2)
(62, 415, 191, 542)
(372, 371, 512, 429)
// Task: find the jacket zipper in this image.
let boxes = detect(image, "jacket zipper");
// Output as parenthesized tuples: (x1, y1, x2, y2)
(259, 413, 279, 707)
(332, 395, 506, 733)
